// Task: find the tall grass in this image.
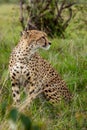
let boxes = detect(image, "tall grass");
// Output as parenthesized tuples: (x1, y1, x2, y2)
(0, 4, 87, 130)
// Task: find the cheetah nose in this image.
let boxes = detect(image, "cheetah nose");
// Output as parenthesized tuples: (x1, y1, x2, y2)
(49, 42, 51, 45)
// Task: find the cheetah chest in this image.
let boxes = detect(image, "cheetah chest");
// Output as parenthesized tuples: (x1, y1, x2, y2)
(10, 62, 30, 86)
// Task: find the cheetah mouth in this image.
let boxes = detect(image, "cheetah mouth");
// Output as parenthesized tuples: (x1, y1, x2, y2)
(42, 45, 51, 50)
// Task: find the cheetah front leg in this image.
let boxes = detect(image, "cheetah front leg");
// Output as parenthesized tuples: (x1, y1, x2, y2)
(24, 76, 43, 102)
(25, 81, 41, 98)
(11, 76, 20, 104)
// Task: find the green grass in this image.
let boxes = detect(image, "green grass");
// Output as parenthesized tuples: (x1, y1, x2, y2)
(0, 4, 87, 130)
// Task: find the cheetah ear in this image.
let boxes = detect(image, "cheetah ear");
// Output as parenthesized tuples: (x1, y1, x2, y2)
(21, 30, 29, 38)
(21, 30, 28, 35)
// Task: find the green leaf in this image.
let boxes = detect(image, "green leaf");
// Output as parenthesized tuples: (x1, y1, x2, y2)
(20, 114, 32, 130)
(1, 100, 7, 117)
(8, 108, 18, 122)
(32, 125, 40, 130)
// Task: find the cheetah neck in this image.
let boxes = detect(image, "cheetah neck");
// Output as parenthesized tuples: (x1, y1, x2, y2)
(14, 40, 37, 63)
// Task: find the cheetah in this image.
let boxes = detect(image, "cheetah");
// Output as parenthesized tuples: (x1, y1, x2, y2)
(9, 30, 72, 104)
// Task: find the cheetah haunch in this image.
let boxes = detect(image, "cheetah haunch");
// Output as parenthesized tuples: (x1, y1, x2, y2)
(9, 30, 72, 104)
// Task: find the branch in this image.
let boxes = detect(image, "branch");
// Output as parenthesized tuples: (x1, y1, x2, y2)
(55, 0, 66, 20)
(25, 19, 37, 30)
(19, 0, 25, 30)
(55, 0, 76, 20)
(55, 0, 59, 15)
(63, 8, 72, 29)
(63, 2, 76, 9)
(39, 0, 51, 15)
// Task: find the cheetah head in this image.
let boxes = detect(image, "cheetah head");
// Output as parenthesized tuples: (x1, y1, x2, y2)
(21, 30, 51, 51)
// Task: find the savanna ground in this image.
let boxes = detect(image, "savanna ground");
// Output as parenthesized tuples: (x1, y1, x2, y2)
(0, 3, 87, 130)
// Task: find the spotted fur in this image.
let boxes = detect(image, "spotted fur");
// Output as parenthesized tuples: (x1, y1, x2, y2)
(9, 30, 72, 104)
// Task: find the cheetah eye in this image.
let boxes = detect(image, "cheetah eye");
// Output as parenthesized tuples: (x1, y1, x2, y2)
(42, 36, 46, 41)
(42, 36, 45, 39)
(41, 36, 46, 42)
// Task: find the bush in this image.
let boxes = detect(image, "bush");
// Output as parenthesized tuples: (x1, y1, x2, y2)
(19, 0, 76, 37)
